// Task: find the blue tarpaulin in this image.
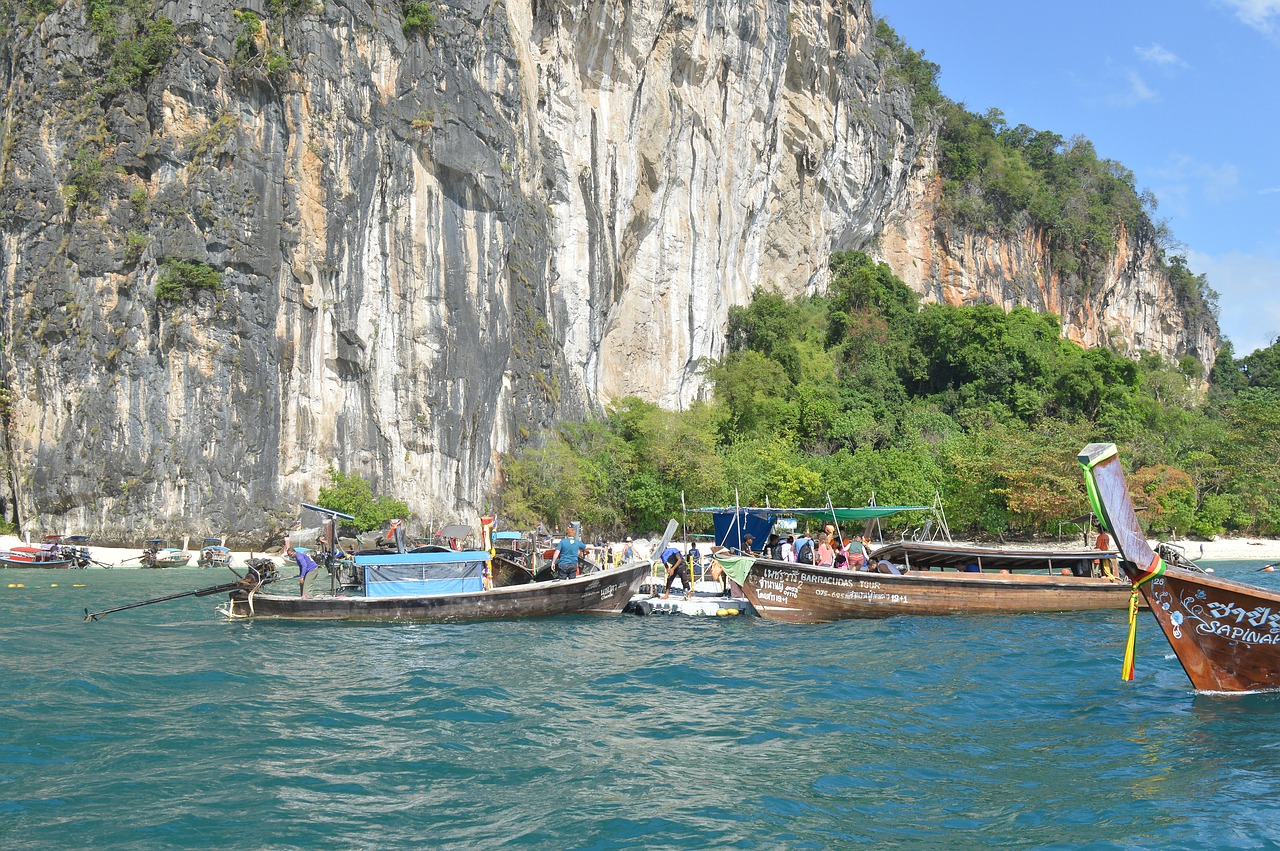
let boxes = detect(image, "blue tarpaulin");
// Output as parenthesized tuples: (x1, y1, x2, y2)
(357, 550, 489, 597)
(700, 509, 777, 551)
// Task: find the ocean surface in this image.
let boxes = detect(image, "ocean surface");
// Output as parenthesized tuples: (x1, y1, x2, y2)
(6, 561, 1280, 849)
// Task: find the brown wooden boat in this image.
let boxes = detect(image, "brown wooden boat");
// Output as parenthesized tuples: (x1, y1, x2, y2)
(1081, 442, 1280, 693)
(219, 559, 651, 622)
(218, 520, 675, 623)
(730, 551, 1131, 624)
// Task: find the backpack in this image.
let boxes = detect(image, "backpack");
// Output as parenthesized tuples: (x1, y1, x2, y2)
(797, 541, 814, 564)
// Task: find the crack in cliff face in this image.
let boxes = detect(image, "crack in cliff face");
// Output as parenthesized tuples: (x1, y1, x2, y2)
(0, 0, 1215, 540)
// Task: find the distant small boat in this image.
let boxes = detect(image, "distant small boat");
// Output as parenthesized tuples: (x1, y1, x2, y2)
(197, 538, 232, 569)
(0, 544, 74, 569)
(141, 539, 191, 568)
(1081, 442, 1280, 693)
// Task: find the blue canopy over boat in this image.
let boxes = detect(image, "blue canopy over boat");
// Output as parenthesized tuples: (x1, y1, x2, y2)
(694, 505, 932, 550)
(356, 549, 491, 597)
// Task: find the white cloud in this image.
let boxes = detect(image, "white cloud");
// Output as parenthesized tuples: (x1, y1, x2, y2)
(1153, 155, 1241, 210)
(1136, 43, 1189, 68)
(1109, 70, 1158, 107)
(1186, 249, 1280, 354)
(1219, 0, 1280, 33)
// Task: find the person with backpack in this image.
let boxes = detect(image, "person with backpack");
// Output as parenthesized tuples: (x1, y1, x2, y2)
(794, 532, 815, 565)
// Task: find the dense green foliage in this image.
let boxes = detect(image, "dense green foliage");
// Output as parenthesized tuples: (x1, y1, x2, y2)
(497, 253, 1280, 541)
(874, 19, 942, 119)
(315, 467, 412, 534)
(401, 1, 437, 35)
(86, 0, 177, 98)
(154, 259, 222, 302)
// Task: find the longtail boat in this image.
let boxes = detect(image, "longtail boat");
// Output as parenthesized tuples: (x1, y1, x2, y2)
(217, 518, 674, 622)
(1080, 442, 1280, 693)
(197, 538, 232, 569)
(141, 539, 192, 568)
(717, 550, 1131, 623)
(0, 544, 75, 569)
(700, 502, 1127, 622)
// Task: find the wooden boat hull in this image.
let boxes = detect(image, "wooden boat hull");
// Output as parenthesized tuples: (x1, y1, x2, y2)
(1136, 567, 1280, 692)
(1081, 441, 1280, 693)
(144, 554, 191, 568)
(0, 556, 74, 569)
(222, 561, 650, 622)
(741, 558, 1131, 623)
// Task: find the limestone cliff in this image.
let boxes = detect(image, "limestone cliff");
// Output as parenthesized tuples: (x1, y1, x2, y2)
(878, 169, 1217, 368)
(0, 0, 1217, 542)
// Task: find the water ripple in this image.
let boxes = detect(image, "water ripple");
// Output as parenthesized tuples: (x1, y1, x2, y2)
(4, 566, 1280, 848)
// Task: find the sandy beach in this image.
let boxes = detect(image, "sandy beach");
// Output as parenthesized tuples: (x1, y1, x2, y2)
(3, 533, 1280, 568)
(0, 535, 284, 568)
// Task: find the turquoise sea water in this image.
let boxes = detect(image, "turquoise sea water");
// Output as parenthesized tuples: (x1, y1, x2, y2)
(5, 562, 1280, 849)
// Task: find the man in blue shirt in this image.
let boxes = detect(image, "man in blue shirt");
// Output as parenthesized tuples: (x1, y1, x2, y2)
(290, 547, 319, 597)
(660, 546, 692, 600)
(554, 526, 588, 580)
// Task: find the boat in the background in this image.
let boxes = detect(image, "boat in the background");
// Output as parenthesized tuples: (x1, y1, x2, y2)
(1080, 441, 1280, 693)
(705, 506, 1129, 623)
(0, 542, 75, 569)
(197, 538, 232, 569)
(141, 539, 192, 568)
(217, 516, 673, 622)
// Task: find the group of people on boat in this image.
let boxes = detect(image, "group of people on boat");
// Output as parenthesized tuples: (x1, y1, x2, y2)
(726, 524, 904, 574)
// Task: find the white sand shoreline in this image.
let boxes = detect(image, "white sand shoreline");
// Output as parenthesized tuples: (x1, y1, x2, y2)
(3, 534, 1279, 567)
(0, 535, 284, 568)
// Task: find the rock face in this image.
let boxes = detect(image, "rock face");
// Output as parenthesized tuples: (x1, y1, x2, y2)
(0, 0, 1217, 542)
(878, 171, 1218, 367)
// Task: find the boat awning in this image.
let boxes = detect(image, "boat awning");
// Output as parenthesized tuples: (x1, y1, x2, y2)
(694, 504, 932, 548)
(785, 506, 931, 522)
(871, 542, 1117, 572)
(693, 508, 778, 550)
(356, 549, 491, 597)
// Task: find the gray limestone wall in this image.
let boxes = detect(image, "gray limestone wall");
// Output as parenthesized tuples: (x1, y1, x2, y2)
(0, 0, 1217, 542)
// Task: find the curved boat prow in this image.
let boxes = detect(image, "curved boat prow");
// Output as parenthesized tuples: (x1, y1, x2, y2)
(1079, 442, 1280, 693)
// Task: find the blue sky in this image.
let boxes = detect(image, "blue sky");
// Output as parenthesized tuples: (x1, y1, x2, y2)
(872, 0, 1280, 356)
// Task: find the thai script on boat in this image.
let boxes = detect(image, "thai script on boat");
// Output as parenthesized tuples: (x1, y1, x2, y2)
(1153, 577, 1280, 648)
(1203, 600, 1280, 632)
(762, 568, 801, 584)
(597, 582, 624, 600)
(755, 590, 794, 605)
(756, 581, 799, 599)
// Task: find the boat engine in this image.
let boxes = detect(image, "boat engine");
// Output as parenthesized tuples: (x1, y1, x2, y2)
(243, 557, 279, 588)
(1155, 542, 1206, 573)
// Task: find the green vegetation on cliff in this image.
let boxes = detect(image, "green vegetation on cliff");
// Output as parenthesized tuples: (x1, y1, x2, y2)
(498, 253, 1278, 541)
(874, 19, 1218, 322)
(316, 467, 412, 534)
